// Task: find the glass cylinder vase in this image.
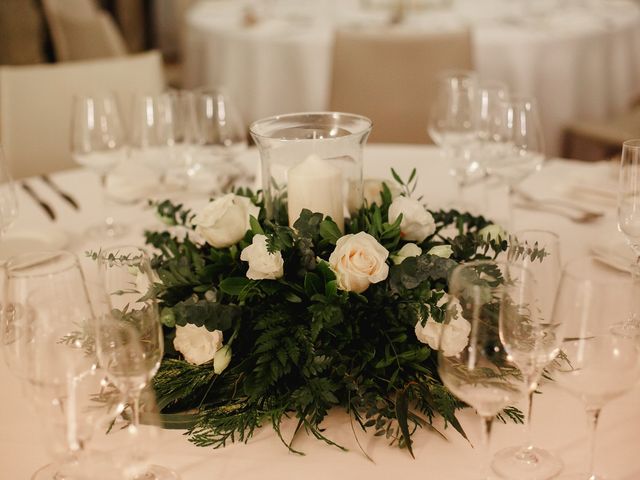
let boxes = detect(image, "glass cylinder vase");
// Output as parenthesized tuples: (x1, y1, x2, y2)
(249, 112, 372, 231)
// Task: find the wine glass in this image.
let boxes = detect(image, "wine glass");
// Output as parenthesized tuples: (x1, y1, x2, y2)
(492, 230, 564, 479)
(485, 96, 545, 227)
(96, 246, 180, 480)
(438, 260, 527, 479)
(0, 144, 18, 239)
(71, 92, 128, 238)
(616, 138, 640, 337)
(1, 251, 107, 479)
(475, 81, 509, 164)
(129, 93, 173, 177)
(428, 71, 480, 209)
(551, 256, 640, 480)
(191, 87, 249, 193)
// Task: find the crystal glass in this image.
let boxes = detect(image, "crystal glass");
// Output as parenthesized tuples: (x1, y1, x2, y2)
(438, 260, 527, 479)
(192, 88, 249, 194)
(95, 246, 179, 480)
(428, 71, 480, 208)
(250, 112, 372, 231)
(551, 256, 640, 480)
(616, 139, 640, 337)
(475, 81, 509, 164)
(0, 144, 18, 239)
(485, 97, 545, 225)
(71, 93, 128, 238)
(492, 230, 564, 479)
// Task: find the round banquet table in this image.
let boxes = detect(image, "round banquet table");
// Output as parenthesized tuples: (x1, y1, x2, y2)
(1, 144, 639, 479)
(183, 0, 640, 157)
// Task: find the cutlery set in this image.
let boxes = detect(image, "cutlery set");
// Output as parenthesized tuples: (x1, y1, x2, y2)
(20, 175, 80, 221)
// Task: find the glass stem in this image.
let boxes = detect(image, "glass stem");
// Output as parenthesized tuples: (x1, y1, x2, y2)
(129, 390, 141, 427)
(506, 183, 515, 230)
(480, 416, 494, 480)
(585, 408, 601, 478)
(631, 256, 640, 327)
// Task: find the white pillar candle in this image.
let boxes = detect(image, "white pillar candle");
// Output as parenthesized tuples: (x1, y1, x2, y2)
(287, 154, 344, 231)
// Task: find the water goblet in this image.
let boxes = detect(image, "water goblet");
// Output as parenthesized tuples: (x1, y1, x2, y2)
(492, 230, 564, 479)
(71, 92, 128, 238)
(551, 256, 640, 480)
(437, 260, 527, 479)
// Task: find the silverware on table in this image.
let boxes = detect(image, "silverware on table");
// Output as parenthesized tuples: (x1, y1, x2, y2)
(514, 188, 604, 216)
(515, 200, 603, 224)
(21, 181, 56, 220)
(40, 174, 80, 210)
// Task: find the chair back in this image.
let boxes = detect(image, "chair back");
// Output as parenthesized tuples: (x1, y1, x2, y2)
(0, 51, 165, 178)
(329, 27, 473, 144)
(43, 0, 127, 61)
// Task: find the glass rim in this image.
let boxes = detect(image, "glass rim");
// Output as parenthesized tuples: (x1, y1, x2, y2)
(622, 139, 640, 149)
(5, 250, 79, 278)
(248, 111, 373, 140)
(561, 255, 634, 285)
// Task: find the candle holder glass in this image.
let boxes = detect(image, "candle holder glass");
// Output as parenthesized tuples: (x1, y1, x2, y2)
(250, 112, 372, 231)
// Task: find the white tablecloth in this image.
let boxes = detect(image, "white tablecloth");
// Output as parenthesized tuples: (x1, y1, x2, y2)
(184, 0, 640, 156)
(1, 145, 639, 479)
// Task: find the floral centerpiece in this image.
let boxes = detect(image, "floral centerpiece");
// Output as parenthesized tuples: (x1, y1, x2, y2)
(144, 168, 524, 457)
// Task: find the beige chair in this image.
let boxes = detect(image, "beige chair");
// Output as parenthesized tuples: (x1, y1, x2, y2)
(0, 51, 166, 179)
(43, 0, 128, 61)
(329, 27, 473, 144)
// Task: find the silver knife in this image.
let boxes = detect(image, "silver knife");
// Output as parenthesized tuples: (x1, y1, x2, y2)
(21, 182, 56, 220)
(40, 174, 80, 210)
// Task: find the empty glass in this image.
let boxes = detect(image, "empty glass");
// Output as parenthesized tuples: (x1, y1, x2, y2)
(71, 93, 128, 238)
(438, 260, 527, 479)
(0, 144, 18, 239)
(492, 230, 564, 479)
(551, 256, 640, 480)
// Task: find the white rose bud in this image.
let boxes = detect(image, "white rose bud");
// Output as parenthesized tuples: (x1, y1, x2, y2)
(240, 234, 284, 280)
(173, 324, 223, 365)
(479, 224, 507, 243)
(213, 345, 232, 374)
(328, 232, 389, 293)
(388, 196, 436, 243)
(415, 294, 471, 356)
(427, 245, 453, 258)
(192, 194, 260, 248)
(391, 243, 422, 265)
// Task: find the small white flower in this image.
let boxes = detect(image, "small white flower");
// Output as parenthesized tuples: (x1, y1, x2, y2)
(213, 345, 232, 374)
(192, 194, 260, 248)
(388, 197, 436, 243)
(391, 243, 422, 265)
(427, 245, 453, 259)
(328, 232, 389, 293)
(240, 234, 284, 280)
(479, 224, 507, 243)
(415, 294, 471, 357)
(173, 324, 223, 365)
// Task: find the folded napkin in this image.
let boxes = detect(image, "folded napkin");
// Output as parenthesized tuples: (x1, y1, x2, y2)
(590, 238, 636, 273)
(105, 161, 162, 204)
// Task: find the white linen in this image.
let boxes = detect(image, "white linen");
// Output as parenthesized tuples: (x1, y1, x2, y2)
(183, 0, 640, 156)
(1, 145, 639, 479)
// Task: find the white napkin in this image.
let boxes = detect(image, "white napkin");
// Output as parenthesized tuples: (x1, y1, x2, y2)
(105, 161, 162, 204)
(590, 238, 636, 273)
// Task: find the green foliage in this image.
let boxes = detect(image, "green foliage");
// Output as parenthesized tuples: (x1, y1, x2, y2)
(144, 176, 533, 458)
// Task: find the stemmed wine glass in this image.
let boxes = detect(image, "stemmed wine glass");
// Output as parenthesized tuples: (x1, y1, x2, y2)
(551, 256, 640, 480)
(129, 93, 173, 178)
(438, 260, 527, 479)
(492, 230, 564, 479)
(485, 96, 545, 227)
(428, 71, 480, 209)
(96, 246, 180, 480)
(192, 88, 249, 193)
(71, 92, 128, 238)
(0, 144, 18, 240)
(616, 138, 640, 337)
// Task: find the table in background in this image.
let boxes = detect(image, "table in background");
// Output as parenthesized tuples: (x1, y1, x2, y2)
(1, 145, 639, 479)
(184, 0, 640, 156)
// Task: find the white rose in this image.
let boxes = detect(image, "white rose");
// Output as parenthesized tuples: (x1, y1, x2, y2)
(192, 194, 260, 248)
(479, 224, 507, 243)
(388, 196, 436, 243)
(213, 345, 232, 374)
(415, 294, 471, 356)
(240, 234, 284, 280)
(427, 245, 453, 259)
(391, 243, 422, 265)
(328, 232, 389, 293)
(173, 324, 223, 365)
